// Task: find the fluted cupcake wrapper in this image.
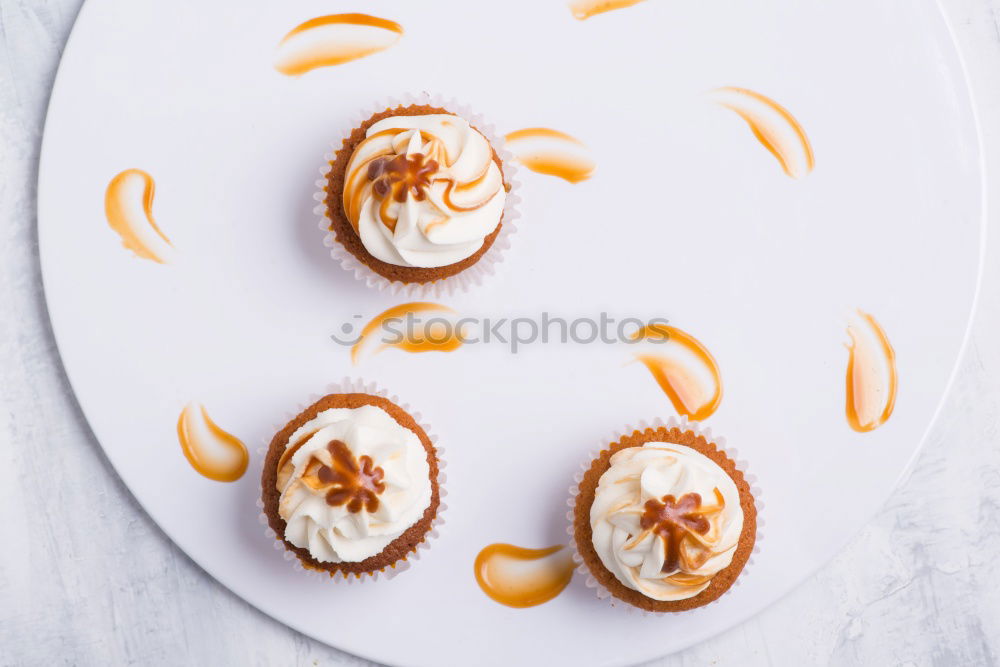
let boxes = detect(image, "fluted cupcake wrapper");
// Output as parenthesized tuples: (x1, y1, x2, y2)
(564, 415, 764, 614)
(256, 377, 447, 582)
(314, 91, 523, 298)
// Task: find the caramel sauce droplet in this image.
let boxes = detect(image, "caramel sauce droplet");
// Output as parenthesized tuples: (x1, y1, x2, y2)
(274, 13, 403, 76)
(845, 310, 897, 432)
(176, 403, 248, 482)
(351, 302, 465, 364)
(104, 169, 174, 263)
(708, 87, 815, 179)
(569, 0, 647, 20)
(632, 324, 723, 421)
(474, 544, 574, 608)
(503, 127, 596, 183)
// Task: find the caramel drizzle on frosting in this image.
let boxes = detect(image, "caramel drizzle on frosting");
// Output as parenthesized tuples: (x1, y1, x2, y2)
(438, 175, 495, 212)
(344, 128, 405, 229)
(301, 439, 386, 513)
(368, 153, 440, 231)
(342, 125, 498, 235)
(276, 429, 320, 491)
(474, 544, 575, 608)
(664, 571, 715, 586)
(633, 489, 725, 574)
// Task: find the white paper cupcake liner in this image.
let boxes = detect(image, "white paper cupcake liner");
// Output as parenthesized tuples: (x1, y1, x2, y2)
(314, 91, 523, 298)
(256, 377, 447, 582)
(565, 415, 764, 615)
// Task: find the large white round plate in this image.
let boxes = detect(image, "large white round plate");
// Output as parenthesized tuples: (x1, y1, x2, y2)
(38, 0, 984, 665)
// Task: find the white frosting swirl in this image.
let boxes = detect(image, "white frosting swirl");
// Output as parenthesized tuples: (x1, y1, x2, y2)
(276, 405, 432, 563)
(590, 442, 744, 601)
(342, 114, 506, 268)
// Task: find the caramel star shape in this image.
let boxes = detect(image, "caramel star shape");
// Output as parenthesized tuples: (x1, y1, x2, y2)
(303, 439, 386, 513)
(638, 491, 724, 573)
(368, 153, 440, 204)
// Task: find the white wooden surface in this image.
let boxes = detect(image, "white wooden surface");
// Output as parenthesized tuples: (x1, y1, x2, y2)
(2, 1, 1000, 664)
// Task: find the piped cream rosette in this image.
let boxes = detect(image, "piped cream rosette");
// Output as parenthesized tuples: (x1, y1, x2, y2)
(342, 115, 506, 269)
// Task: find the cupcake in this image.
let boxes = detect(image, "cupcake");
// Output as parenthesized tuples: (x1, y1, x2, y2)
(571, 424, 757, 611)
(324, 102, 510, 285)
(261, 391, 441, 578)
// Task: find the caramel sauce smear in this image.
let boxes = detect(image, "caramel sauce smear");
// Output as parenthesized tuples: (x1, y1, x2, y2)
(104, 169, 174, 263)
(632, 324, 723, 421)
(274, 14, 403, 75)
(569, 0, 647, 20)
(350, 302, 465, 364)
(176, 403, 248, 482)
(474, 544, 575, 608)
(708, 87, 815, 179)
(503, 128, 595, 184)
(845, 310, 897, 433)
